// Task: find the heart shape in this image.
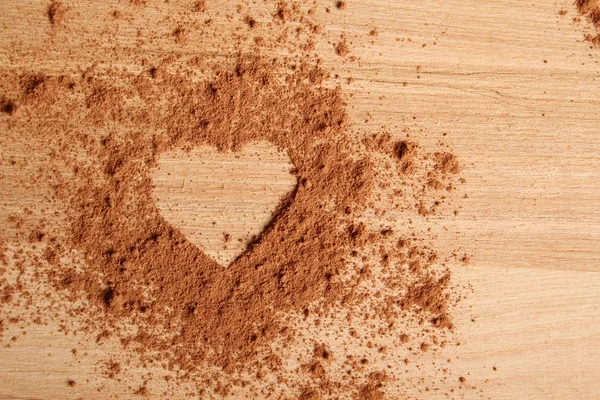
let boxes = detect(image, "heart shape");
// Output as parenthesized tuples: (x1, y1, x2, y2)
(151, 141, 297, 267)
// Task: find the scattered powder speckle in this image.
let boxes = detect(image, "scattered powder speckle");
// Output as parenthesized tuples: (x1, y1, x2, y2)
(47, 1, 68, 26)
(575, 0, 600, 45)
(336, 1, 347, 10)
(134, 385, 149, 397)
(335, 34, 351, 56)
(192, 0, 207, 13)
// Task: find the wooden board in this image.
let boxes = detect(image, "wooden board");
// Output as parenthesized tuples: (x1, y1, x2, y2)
(1, 0, 600, 398)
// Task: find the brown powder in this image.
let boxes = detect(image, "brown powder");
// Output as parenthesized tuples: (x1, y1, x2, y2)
(275, 1, 292, 21)
(435, 152, 461, 175)
(245, 15, 259, 29)
(133, 385, 149, 396)
(576, 0, 600, 44)
(335, 35, 351, 57)
(47, 1, 68, 26)
(299, 388, 321, 400)
(192, 0, 207, 13)
(395, 140, 418, 174)
(403, 274, 451, 314)
(0, 237, 8, 266)
(171, 26, 188, 44)
(103, 359, 121, 379)
(355, 372, 386, 400)
(0, 97, 17, 116)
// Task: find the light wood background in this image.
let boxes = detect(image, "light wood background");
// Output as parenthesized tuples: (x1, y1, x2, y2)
(1, 0, 600, 399)
(153, 142, 297, 267)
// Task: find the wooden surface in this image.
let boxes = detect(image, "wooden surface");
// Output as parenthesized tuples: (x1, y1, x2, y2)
(1, 0, 600, 399)
(153, 142, 297, 267)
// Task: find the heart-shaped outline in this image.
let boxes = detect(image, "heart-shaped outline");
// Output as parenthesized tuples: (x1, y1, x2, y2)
(151, 141, 298, 267)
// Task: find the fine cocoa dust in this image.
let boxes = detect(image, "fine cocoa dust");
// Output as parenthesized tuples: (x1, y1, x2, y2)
(59, 56, 375, 373)
(0, 0, 468, 398)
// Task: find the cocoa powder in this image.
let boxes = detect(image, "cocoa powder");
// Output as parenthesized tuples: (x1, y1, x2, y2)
(56, 55, 375, 373)
(47, 1, 68, 26)
(0, 0, 468, 398)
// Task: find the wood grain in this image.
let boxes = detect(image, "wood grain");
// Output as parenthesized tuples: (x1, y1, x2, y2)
(153, 142, 296, 266)
(1, 0, 600, 398)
